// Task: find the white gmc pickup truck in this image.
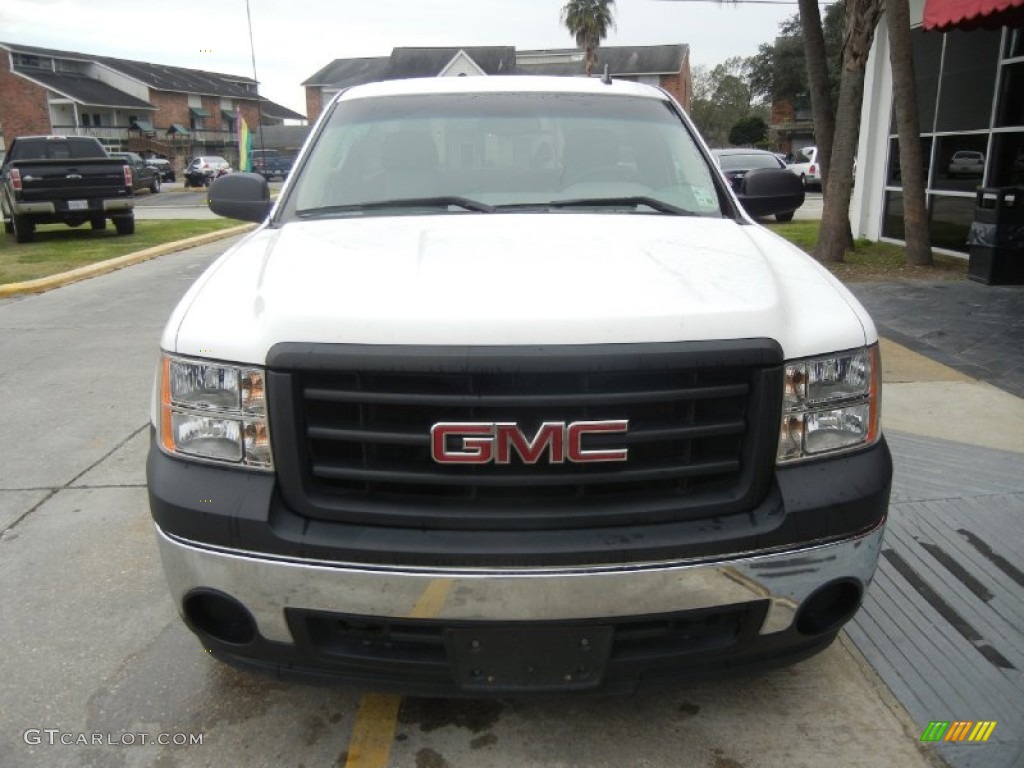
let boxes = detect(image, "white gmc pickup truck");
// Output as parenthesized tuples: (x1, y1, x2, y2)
(148, 76, 891, 694)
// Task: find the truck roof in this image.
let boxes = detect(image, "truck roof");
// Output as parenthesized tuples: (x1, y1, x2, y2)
(336, 75, 668, 104)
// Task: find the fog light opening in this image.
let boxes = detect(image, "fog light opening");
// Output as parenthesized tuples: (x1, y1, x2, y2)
(795, 580, 862, 636)
(183, 589, 257, 645)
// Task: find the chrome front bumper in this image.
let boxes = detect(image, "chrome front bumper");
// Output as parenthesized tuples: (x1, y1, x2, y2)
(156, 521, 885, 645)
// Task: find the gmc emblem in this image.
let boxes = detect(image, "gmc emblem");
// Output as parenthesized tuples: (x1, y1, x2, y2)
(430, 420, 629, 465)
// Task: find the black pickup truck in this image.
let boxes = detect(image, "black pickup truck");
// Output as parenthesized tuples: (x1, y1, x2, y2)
(1, 135, 135, 243)
(110, 151, 162, 193)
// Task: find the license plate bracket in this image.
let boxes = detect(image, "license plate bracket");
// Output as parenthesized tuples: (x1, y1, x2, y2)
(447, 625, 613, 692)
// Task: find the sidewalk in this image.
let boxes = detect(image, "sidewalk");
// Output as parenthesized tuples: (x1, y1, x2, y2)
(848, 281, 1024, 768)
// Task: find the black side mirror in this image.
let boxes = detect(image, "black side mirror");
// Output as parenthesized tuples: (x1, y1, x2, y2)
(736, 168, 805, 219)
(208, 172, 272, 223)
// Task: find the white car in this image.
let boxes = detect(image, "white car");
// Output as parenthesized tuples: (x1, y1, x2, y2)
(788, 146, 820, 189)
(183, 155, 232, 187)
(148, 76, 891, 695)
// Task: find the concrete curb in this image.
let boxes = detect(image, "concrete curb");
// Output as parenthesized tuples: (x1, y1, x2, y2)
(0, 223, 255, 298)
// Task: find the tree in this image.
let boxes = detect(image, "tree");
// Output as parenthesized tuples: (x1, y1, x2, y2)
(729, 116, 768, 146)
(689, 57, 767, 147)
(887, 0, 933, 266)
(816, 0, 884, 263)
(560, 0, 616, 77)
(797, 0, 836, 194)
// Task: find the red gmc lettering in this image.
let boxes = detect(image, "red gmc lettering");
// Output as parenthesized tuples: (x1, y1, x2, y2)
(430, 423, 494, 463)
(495, 422, 564, 464)
(566, 420, 629, 462)
(430, 421, 629, 465)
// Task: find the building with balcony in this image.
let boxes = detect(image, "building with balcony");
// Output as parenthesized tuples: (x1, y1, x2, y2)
(0, 42, 305, 175)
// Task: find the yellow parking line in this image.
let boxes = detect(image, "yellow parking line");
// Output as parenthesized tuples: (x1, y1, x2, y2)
(343, 579, 454, 768)
(344, 693, 402, 768)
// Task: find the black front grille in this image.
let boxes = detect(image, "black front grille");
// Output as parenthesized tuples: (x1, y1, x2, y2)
(267, 342, 783, 530)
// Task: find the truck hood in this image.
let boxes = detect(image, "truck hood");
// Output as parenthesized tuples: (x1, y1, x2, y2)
(167, 214, 872, 363)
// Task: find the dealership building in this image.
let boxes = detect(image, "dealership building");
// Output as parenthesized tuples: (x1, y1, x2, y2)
(852, 0, 1024, 254)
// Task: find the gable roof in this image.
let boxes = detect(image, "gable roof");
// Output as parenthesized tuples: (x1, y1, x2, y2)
(258, 99, 307, 122)
(303, 56, 392, 88)
(517, 45, 689, 77)
(303, 46, 516, 89)
(388, 47, 516, 79)
(1, 41, 305, 120)
(94, 57, 257, 99)
(12, 69, 155, 110)
(305, 44, 688, 91)
(1, 42, 257, 97)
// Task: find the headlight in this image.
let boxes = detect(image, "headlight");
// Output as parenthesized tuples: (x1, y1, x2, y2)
(777, 345, 881, 463)
(159, 354, 272, 469)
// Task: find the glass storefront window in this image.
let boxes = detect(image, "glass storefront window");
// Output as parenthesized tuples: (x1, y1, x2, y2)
(882, 190, 906, 240)
(936, 29, 1001, 132)
(996, 61, 1024, 127)
(894, 29, 943, 133)
(1005, 27, 1023, 60)
(886, 136, 933, 186)
(882, 25, 1020, 255)
(932, 134, 989, 191)
(990, 131, 1024, 187)
(929, 195, 976, 251)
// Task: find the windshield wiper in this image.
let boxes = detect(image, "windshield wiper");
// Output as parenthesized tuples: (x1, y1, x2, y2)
(545, 196, 697, 216)
(297, 196, 495, 217)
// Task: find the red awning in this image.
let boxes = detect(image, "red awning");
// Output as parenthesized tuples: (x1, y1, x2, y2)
(923, 0, 1024, 30)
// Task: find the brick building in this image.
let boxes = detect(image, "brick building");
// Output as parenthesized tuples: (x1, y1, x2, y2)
(303, 44, 692, 122)
(0, 42, 305, 174)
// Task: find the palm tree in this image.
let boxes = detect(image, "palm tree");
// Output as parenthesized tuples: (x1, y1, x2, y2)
(561, 0, 616, 77)
(887, 0, 932, 266)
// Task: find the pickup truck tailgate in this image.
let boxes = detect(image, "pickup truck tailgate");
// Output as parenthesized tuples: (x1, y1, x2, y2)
(11, 158, 132, 202)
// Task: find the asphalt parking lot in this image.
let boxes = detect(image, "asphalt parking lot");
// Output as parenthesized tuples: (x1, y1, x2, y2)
(1, 232, 1019, 768)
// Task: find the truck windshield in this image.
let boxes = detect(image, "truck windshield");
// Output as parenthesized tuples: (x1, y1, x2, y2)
(286, 92, 723, 219)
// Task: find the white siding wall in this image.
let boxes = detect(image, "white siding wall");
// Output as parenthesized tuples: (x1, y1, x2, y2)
(852, 16, 894, 241)
(852, 0, 928, 241)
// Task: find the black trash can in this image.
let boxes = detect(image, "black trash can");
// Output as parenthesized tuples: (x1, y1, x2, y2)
(967, 187, 1024, 285)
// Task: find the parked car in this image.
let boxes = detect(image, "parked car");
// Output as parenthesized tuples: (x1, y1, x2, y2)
(183, 156, 231, 187)
(2, 135, 134, 242)
(788, 146, 820, 189)
(713, 148, 803, 222)
(147, 76, 891, 695)
(251, 149, 293, 180)
(110, 152, 161, 193)
(947, 150, 985, 178)
(143, 154, 176, 182)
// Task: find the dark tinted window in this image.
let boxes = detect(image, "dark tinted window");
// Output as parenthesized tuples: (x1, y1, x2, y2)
(11, 137, 107, 161)
(929, 195, 974, 251)
(936, 29, 1001, 132)
(996, 61, 1024, 128)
